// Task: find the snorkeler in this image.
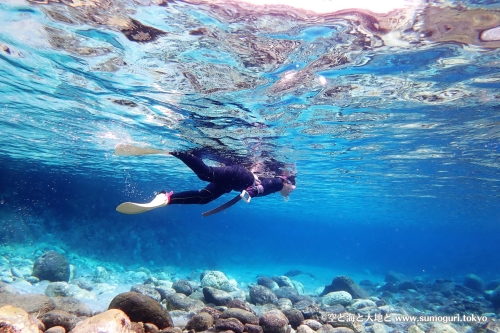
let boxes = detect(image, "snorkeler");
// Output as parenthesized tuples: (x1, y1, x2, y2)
(115, 146, 296, 217)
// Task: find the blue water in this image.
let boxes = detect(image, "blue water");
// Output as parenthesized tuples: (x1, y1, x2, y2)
(0, 0, 499, 285)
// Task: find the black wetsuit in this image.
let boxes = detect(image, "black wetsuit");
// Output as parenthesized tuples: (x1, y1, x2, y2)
(169, 152, 285, 205)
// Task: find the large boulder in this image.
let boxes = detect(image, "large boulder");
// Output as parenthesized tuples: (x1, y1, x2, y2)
(32, 251, 70, 282)
(249, 285, 278, 305)
(203, 286, 233, 306)
(321, 276, 368, 299)
(490, 285, 500, 308)
(220, 308, 259, 325)
(109, 292, 173, 329)
(0, 293, 55, 315)
(71, 309, 132, 333)
(464, 274, 485, 292)
(186, 311, 214, 331)
(0, 305, 42, 333)
(259, 310, 289, 333)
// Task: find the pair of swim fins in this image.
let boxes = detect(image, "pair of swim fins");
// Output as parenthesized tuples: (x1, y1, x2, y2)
(116, 192, 241, 217)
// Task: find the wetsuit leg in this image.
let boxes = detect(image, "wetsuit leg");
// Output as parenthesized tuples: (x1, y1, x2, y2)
(171, 152, 254, 191)
(169, 182, 228, 205)
(171, 152, 214, 182)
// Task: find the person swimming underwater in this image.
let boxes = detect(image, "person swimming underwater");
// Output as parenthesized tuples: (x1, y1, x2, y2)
(116, 150, 296, 216)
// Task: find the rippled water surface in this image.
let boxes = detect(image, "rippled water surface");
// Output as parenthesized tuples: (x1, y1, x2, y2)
(1, 0, 500, 274)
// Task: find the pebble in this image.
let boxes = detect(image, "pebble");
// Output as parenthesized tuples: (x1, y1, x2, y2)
(481, 26, 500, 41)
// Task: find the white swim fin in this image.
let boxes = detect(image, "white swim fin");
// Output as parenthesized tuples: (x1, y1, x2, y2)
(116, 191, 172, 214)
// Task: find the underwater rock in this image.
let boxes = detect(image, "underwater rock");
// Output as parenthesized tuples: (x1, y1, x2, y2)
(94, 266, 110, 282)
(71, 309, 132, 333)
(227, 299, 256, 314)
(45, 282, 73, 297)
(272, 276, 294, 288)
(282, 308, 304, 329)
(481, 26, 500, 42)
(215, 317, 245, 333)
(322, 291, 352, 306)
(145, 323, 160, 333)
(259, 309, 289, 333)
(258, 277, 279, 291)
(109, 292, 174, 329)
(70, 277, 93, 291)
(26, 276, 40, 284)
(246, 323, 264, 333)
(321, 276, 368, 299)
(486, 280, 500, 291)
(302, 319, 322, 330)
(32, 251, 70, 282)
(368, 323, 386, 333)
(293, 300, 320, 319)
(11, 267, 24, 278)
(275, 287, 300, 303)
(432, 280, 455, 294)
(277, 298, 293, 311)
(398, 281, 418, 291)
(261, 304, 279, 313)
(349, 299, 376, 311)
(250, 285, 278, 305)
(173, 279, 193, 296)
(317, 324, 338, 333)
(155, 284, 176, 300)
(199, 306, 223, 320)
(45, 326, 66, 333)
(52, 296, 92, 317)
(427, 323, 458, 333)
(38, 309, 77, 332)
(464, 274, 485, 293)
(384, 271, 405, 284)
(201, 270, 238, 292)
(203, 286, 233, 306)
(297, 324, 316, 333)
(408, 325, 425, 333)
(323, 312, 363, 333)
(164, 292, 204, 312)
(0, 293, 55, 315)
(131, 284, 162, 302)
(0, 281, 19, 294)
(185, 311, 214, 331)
(489, 285, 500, 308)
(220, 308, 259, 325)
(292, 281, 305, 295)
(0, 305, 42, 333)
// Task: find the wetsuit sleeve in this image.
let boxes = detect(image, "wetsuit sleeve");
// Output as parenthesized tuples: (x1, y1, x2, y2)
(246, 178, 284, 197)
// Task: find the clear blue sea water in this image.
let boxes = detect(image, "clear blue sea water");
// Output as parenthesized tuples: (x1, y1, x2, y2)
(0, 0, 499, 288)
